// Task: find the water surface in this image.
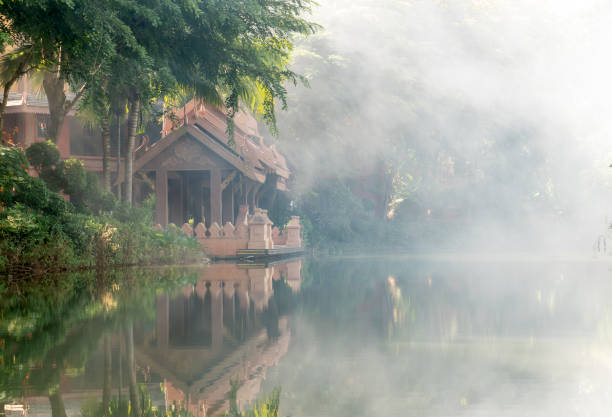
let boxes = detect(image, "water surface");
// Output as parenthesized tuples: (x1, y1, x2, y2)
(2, 256, 612, 417)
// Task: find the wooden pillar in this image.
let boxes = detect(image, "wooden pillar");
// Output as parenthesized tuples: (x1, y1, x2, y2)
(193, 173, 203, 225)
(243, 181, 250, 206)
(178, 174, 185, 223)
(156, 169, 168, 228)
(246, 182, 255, 212)
(250, 183, 261, 211)
(210, 169, 222, 226)
(233, 188, 240, 222)
(133, 179, 142, 207)
(222, 183, 234, 224)
(156, 294, 169, 350)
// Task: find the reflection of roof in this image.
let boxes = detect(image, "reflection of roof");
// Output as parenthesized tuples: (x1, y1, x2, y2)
(138, 321, 291, 417)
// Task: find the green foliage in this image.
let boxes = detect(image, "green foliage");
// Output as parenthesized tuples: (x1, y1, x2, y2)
(25, 140, 60, 171)
(1, 0, 318, 144)
(26, 141, 115, 214)
(294, 179, 393, 250)
(224, 379, 282, 417)
(0, 145, 203, 276)
(81, 385, 196, 417)
(78, 378, 285, 417)
(0, 145, 77, 274)
(0, 266, 199, 403)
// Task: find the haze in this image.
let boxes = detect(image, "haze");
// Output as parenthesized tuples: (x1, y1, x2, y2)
(273, 0, 612, 254)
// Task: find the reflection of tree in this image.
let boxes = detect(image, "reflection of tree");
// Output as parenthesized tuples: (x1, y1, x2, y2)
(0, 267, 199, 411)
(1, 265, 295, 417)
(103, 334, 112, 416)
(49, 388, 68, 417)
(18, 316, 112, 417)
(124, 321, 141, 417)
(262, 279, 296, 340)
(224, 379, 281, 417)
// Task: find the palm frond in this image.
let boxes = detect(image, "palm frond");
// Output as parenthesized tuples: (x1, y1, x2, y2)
(0, 43, 41, 84)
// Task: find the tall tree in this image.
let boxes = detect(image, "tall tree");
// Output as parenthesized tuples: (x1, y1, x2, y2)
(124, 98, 140, 204)
(0, 0, 122, 141)
(114, 0, 319, 202)
(1, 0, 319, 204)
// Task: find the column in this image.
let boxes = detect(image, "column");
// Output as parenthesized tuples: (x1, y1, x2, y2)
(222, 183, 234, 224)
(193, 173, 203, 225)
(156, 169, 168, 228)
(210, 168, 222, 226)
(179, 174, 185, 223)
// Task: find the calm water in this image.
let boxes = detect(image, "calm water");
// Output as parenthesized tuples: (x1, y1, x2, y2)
(2, 256, 612, 417)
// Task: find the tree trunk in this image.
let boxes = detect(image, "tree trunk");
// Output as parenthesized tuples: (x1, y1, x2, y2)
(116, 111, 122, 201)
(124, 321, 141, 417)
(0, 78, 18, 133)
(49, 389, 68, 417)
(101, 112, 112, 192)
(102, 334, 112, 415)
(124, 99, 140, 204)
(42, 71, 68, 143)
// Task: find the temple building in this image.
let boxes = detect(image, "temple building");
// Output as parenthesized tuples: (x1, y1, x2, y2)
(3, 78, 302, 258)
(133, 99, 291, 229)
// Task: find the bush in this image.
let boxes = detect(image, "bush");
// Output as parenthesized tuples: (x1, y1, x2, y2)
(25, 140, 60, 172)
(26, 141, 116, 215)
(1, 144, 203, 276)
(294, 178, 391, 249)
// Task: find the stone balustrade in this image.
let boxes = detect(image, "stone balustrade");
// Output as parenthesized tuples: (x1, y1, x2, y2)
(157, 205, 302, 257)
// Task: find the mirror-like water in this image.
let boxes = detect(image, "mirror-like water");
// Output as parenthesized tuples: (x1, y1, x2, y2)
(2, 256, 612, 417)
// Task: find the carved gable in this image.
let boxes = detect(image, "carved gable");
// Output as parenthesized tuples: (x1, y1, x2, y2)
(141, 134, 233, 171)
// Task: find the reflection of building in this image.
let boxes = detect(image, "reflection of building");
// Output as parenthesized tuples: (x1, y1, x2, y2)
(10, 260, 301, 417)
(159, 318, 290, 417)
(138, 260, 302, 417)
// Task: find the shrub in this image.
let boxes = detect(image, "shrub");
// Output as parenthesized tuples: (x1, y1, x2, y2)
(1, 144, 203, 276)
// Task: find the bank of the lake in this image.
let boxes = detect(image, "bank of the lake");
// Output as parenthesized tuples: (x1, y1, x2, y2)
(0, 144, 204, 277)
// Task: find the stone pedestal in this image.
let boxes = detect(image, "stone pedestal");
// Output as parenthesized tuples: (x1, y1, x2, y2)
(247, 208, 273, 249)
(285, 216, 302, 247)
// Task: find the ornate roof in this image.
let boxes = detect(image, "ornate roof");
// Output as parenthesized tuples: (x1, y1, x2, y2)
(161, 101, 290, 180)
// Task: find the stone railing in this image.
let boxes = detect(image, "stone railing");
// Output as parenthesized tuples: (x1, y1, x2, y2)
(155, 206, 302, 257)
(271, 216, 302, 247)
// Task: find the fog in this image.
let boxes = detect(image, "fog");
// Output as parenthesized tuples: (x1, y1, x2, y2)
(259, 258, 612, 417)
(271, 0, 612, 254)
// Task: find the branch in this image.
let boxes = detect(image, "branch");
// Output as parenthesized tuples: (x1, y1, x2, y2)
(64, 81, 87, 112)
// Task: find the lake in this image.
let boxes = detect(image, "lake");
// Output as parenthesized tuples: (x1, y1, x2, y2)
(2, 256, 612, 417)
